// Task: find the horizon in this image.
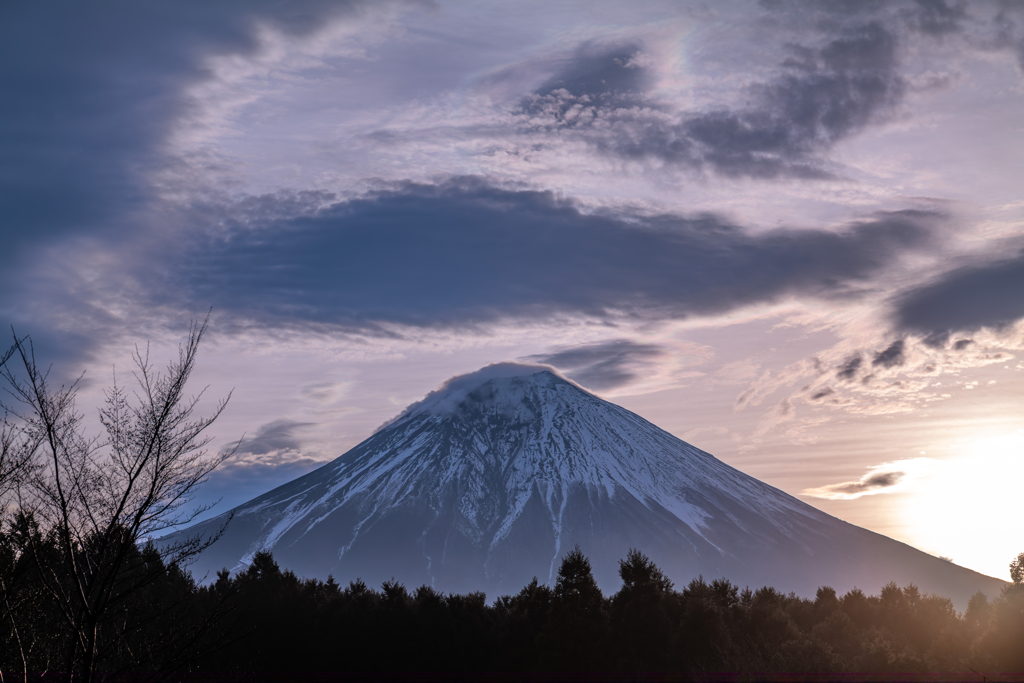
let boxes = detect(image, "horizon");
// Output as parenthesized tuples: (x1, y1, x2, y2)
(2, 0, 1023, 582)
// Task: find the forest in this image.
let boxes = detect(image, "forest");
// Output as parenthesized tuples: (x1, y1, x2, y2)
(3, 529, 1024, 681)
(3, 324, 1024, 681)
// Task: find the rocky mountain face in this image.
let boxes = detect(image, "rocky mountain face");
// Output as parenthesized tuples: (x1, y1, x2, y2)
(168, 364, 1004, 607)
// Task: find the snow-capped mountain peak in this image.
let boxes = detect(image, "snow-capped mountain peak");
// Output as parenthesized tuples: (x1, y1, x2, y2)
(385, 362, 567, 425)
(167, 365, 1004, 608)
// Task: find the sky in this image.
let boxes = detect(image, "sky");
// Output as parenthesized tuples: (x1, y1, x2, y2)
(2, 0, 1023, 581)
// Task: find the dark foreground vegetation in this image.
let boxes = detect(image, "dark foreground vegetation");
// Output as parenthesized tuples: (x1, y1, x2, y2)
(3, 533, 1024, 682)
(3, 322, 1024, 681)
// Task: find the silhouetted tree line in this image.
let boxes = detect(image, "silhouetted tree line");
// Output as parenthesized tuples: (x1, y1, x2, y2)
(4, 531, 1024, 681)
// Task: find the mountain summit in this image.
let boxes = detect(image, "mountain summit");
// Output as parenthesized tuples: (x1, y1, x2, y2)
(171, 364, 1003, 606)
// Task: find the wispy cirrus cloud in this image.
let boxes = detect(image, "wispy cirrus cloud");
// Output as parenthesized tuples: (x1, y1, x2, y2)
(734, 323, 1019, 441)
(521, 339, 668, 391)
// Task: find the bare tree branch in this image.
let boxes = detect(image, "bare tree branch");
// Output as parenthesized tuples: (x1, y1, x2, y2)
(1, 316, 234, 682)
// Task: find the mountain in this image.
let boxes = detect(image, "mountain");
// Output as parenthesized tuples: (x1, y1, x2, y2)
(167, 364, 1004, 607)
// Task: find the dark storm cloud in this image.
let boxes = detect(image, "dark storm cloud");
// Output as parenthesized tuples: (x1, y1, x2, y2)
(522, 339, 666, 390)
(803, 464, 913, 499)
(833, 341, 909, 383)
(0, 1, 364, 270)
(873, 339, 906, 368)
(836, 354, 863, 381)
(904, 0, 969, 36)
(519, 43, 653, 128)
(0, 1, 373, 370)
(758, 0, 888, 15)
(994, 2, 1024, 72)
(679, 21, 905, 178)
(165, 180, 935, 331)
(226, 419, 314, 457)
(533, 43, 651, 101)
(760, 0, 964, 30)
(517, 21, 906, 179)
(894, 251, 1024, 335)
(763, 0, 1023, 76)
(827, 470, 905, 495)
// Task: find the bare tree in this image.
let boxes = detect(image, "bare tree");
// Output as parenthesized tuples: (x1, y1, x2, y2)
(0, 339, 45, 683)
(0, 340, 40, 500)
(0, 318, 233, 682)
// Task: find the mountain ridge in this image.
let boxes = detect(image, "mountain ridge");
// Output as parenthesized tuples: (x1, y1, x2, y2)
(167, 364, 1005, 608)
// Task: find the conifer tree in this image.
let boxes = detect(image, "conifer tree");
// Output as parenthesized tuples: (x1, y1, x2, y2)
(612, 549, 674, 673)
(542, 545, 608, 671)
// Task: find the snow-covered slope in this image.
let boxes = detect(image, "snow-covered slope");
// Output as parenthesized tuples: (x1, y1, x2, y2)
(168, 364, 1004, 607)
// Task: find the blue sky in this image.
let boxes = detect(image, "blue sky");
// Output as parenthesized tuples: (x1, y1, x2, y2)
(3, 0, 1024, 578)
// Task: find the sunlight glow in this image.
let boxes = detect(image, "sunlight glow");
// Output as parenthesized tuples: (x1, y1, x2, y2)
(903, 431, 1024, 581)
